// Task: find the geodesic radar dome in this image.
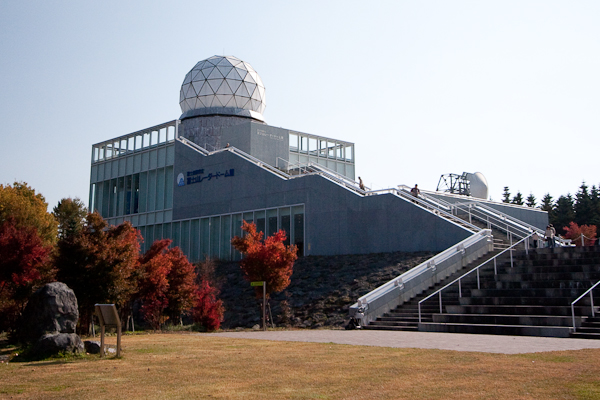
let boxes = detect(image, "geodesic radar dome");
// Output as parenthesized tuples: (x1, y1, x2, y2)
(179, 55, 266, 121)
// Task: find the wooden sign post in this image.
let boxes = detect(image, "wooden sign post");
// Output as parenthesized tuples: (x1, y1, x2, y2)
(95, 304, 122, 357)
(251, 281, 266, 331)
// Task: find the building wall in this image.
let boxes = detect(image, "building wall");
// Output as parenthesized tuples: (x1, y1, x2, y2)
(173, 141, 472, 257)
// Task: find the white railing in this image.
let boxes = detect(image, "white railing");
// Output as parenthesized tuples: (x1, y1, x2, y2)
(349, 229, 492, 325)
(417, 232, 535, 323)
(571, 280, 600, 332)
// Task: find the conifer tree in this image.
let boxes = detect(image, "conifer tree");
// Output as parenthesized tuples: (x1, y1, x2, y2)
(526, 193, 536, 208)
(502, 187, 511, 203)
(511, 191, 524, 206)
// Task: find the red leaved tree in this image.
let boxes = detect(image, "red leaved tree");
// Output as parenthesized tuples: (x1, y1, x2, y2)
(164, 247, 198, 324)
(0, 218, 54, 333)
(563, 222, 597, 246)
(231, 221, 298, 299)
(192, 280, 224, 331)
(138, 239, 198, 329)
(138, 240, 173, 330)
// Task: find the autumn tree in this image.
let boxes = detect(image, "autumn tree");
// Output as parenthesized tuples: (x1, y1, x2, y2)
(0, 182, 58, 246)
(0, 218, 53, 333)
(563, 222, 597, 246)
(137, 240, 172, 330)
(192, 280, 224, 331)
(54, 212, 141, 330)
(231, 221, 298, 299)
(137, 239, 198, 329)
(53, 197, 87, 240)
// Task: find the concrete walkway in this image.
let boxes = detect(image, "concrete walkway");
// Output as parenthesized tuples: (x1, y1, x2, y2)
(206, 329, 600, 354)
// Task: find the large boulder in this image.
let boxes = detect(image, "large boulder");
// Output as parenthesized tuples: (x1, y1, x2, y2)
(31, 333, 84, 358)
(17, 282, 79, 345)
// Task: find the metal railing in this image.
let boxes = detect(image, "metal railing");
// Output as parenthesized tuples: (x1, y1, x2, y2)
(350, 229, 492, 325)
(417, 232, 535, 323)
(571, 280, 600, 332)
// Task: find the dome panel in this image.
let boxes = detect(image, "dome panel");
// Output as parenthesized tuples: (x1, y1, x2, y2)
(179, 55, 266, 119)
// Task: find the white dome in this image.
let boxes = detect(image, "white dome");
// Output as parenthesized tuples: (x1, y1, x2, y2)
(179, 55, 266, 121)
(466, 172, 489, 199)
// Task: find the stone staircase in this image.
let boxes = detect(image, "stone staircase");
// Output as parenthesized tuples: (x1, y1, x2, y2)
(419, 246, 600, 338)
(365, 246, 600, 338)
(363, 250, 501, 331)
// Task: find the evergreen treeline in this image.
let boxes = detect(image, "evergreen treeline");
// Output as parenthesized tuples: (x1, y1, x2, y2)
(503, 183, 600, 235)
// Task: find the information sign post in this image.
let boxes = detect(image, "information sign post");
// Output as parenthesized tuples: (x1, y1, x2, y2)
(95, 304, 122, 357)
(251, 281, 266, 331)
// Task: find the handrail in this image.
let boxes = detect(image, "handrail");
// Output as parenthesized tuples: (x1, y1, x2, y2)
(417, 232, 535, 324)
(571, 280, 600, 332)
(356, 229, 491, 308)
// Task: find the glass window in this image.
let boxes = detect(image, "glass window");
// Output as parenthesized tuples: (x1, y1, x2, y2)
(139, 226, 147, 253)
(165, 166, 173, 209)
(93, 147, 99, 162)
(289, 133, 298, 151)
(328, 141, 335, 158)
(220, 215, 231, 260)
(167, 126, 175, 141)
(243, 212, 253, 225)
(319, 140, 327, 157)
(143, 132, 150, 148)
(163, 223, 171, 244)
(136, 135, 143, 150)
(190, 219, 199, 262)
(120, 139, 127, 155)
(147, 170, 156, 212)
(181, 220, 190, 256)
(90, 183, 96, 212)
(125, 175, 132, 215)
(117, 177, 125, 217)
(200, 218, 210, 260)
(279, 207, 291, 246)
(138, 172, 148, 213)
(255, 210, 265, 236)
(132, 173, 139, 214)
(159, 128, 167, 143)
(308, 138, 317, 156)
(106, 144, 113, 159)
(336, 143, 343, 159)
(146, 225, 154, 248)
(110, 179, 118, 218)
(172, 221, 181, 248)
(210, 217, 220, 259)
(113, 141, 120, 157)
(267, 209, 278, 237)
(345, 145, 353, 162)
(99, 145, 105, 160)
(151, 131, 158, 146)
(292, 205, 304, 257)
(300, 136, 308, 153)
(128, 137, 135, 153)
(232, 213, 243, 239)
(102, 181, 110, 217)
(156, 168, 165, 210)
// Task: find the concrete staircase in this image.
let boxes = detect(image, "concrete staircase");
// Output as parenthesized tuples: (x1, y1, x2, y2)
(418, 246, 600, 338)
(362, 250, 501, 331)
(365, 246, 600, 338)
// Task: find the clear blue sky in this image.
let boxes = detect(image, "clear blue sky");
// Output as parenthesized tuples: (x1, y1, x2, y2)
(1, 1, 599, 210)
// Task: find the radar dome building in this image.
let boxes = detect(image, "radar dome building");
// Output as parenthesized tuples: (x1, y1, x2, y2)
(179, 56, 266, 121)
(89, 55, 547, 263)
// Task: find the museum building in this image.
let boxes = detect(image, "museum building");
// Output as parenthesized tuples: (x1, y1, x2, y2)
(88, 55, 547, 262)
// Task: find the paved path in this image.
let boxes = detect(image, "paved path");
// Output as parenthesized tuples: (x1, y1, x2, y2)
(206, 330, 600, 354)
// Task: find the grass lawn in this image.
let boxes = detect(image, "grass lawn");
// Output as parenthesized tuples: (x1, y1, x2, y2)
(1, 332, 599, 399)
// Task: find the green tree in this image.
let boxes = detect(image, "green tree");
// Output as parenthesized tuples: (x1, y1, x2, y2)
(53, 197, 87, 240)
(526, 193, 536, 208)
(0, 182, 58, 246)
(502, 187, 511, 203)
(511, 191, 524, 206)
(553, 194, 575, 235)
(574, 182, 594, 226)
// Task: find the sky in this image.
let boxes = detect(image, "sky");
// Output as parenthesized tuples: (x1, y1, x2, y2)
(1, 1, 600, 210)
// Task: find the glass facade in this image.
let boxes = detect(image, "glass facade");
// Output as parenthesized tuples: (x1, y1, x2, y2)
(135, 204, 305, 262)
(288, 131, 355, 180)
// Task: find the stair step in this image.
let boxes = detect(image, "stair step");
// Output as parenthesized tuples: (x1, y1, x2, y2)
(419, 322, 571, 338)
